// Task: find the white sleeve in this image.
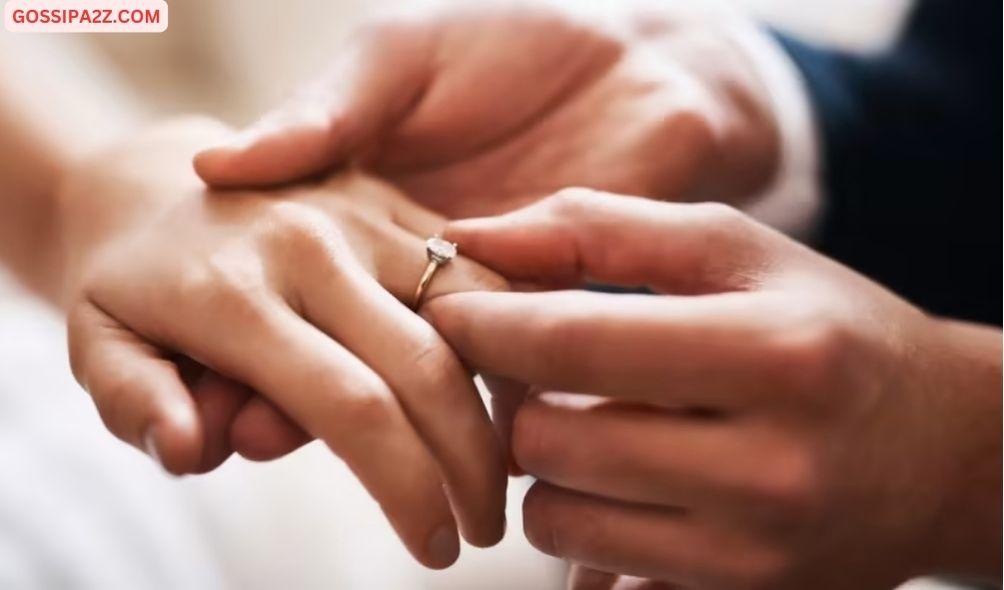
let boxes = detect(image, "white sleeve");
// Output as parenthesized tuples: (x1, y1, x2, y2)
(724, 21, 823, 241)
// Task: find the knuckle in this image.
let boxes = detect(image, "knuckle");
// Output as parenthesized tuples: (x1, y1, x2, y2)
(340, 391, 394, 431)
(177, 255, 272, 327)
(686, 202, 767, 291)
(410, 335, 464, 389)
(172, 259, 217, 302)
(264, 202, 334, 256)
(321, 376, 397, 445)
(747, 442, 823, 522)
(546, 187, 603, 219)
(695, 202, 748, 248)
(694, 202, 751, 238)
(262, 203, 364, 290)
(767, 304, 851, 394)
(92, 371, 143, 443)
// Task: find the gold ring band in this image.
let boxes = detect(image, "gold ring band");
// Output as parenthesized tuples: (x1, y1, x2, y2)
(412, 236, 457, 310)
(413, 260, 441, 310)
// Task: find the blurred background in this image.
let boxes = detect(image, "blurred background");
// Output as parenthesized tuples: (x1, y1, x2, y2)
(0, 1, 925, 589)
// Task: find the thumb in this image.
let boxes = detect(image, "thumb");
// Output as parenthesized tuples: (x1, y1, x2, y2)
(444, 188, 772, 294)
(194, 23, 434, 188)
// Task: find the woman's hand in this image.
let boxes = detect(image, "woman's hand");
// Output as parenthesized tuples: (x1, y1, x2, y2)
(57, 117, 507, 568)
(424, 190, 1002, 587)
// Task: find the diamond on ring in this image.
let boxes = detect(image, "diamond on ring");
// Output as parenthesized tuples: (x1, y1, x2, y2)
(412, 236, 458, 310)
(426, 237, 458, 264)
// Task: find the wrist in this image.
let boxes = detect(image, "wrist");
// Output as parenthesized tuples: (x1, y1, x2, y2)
(0, 35, 145, 304)
(920, 318, 1002, 580)
(55, 119, 222, 307)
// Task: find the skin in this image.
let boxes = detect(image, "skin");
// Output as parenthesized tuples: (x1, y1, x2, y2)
(193, 0, 779, 217)
(55, 117, 508, 568)
(1, 37, 508, 567)
(190, 0, 784, 469)
(0, 70, 84, 301)
(421, 190, 1002, 588)
(4, 2, 993, 583)
(0, 33, 512, 569)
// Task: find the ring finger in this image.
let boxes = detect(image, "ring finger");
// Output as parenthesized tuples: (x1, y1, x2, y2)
(291, 224, 507, 547)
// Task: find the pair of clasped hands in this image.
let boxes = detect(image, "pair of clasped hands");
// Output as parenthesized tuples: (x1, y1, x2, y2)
(59, 3, 999, 589)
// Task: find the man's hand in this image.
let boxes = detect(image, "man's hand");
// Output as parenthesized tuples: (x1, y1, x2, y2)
(423, 190, 1003, 587)
(58, 118, 508, 568)
(193, 1, 779, 218)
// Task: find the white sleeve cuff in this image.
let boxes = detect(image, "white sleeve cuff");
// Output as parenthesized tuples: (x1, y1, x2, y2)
(723, 20, 822, 241)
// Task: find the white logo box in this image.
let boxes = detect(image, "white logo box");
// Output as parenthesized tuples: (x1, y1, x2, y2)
(5, 0, 168, 33)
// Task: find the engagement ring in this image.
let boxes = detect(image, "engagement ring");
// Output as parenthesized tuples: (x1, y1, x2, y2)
(412, 236, 457, 310)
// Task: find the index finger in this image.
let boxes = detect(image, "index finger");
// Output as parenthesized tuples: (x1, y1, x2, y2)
(423, 289, 790, 408)
(444, 189, 779, 294)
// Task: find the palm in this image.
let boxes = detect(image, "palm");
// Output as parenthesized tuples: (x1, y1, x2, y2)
(360, 5, 774, 218)
(198, 3, 777, 220)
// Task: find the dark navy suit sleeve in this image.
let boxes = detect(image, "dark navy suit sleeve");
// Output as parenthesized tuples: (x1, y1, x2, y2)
(773, 0, 1001, 324)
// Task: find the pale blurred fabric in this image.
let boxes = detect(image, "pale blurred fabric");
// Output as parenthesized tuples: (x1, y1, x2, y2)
(1, 1, 955, 590)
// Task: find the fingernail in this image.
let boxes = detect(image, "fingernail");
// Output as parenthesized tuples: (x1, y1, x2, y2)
(143, 427, 163, 470)
(440, 220, 471, 243)
(426, 525, 460, 568)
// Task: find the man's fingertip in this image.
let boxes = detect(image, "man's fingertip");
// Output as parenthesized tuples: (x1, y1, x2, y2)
(192, 124, 265, 184)
(463, 514, 507, 548)
(192, 149, 224, 182)
(442, 218, 490, 246)
(192, 149, 241, 186)
(424, 524, 461, 569)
